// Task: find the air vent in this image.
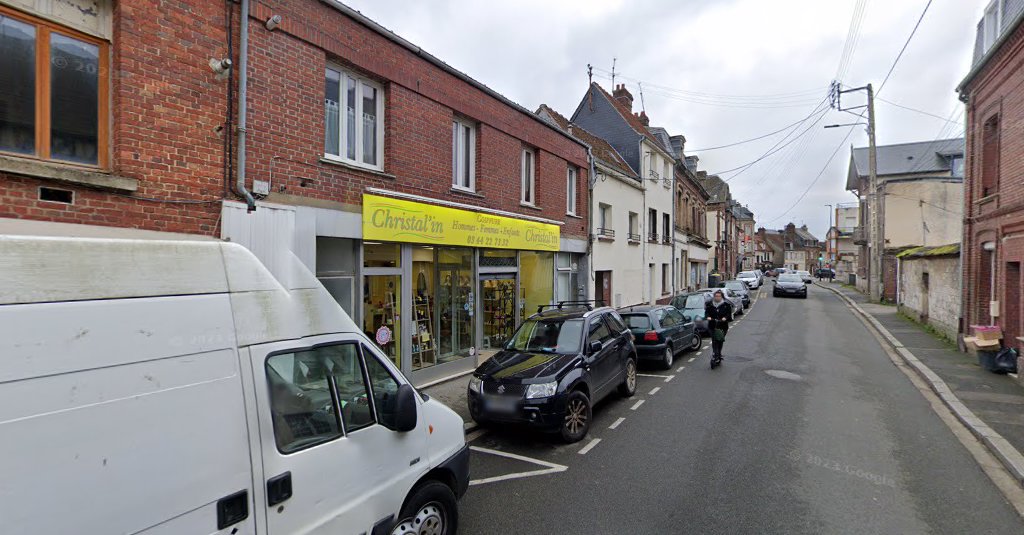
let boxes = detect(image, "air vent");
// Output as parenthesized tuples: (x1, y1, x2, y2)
(39, 187, 74, 204)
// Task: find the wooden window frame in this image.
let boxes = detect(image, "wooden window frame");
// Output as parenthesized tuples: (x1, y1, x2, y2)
(0, 4, 110, 169)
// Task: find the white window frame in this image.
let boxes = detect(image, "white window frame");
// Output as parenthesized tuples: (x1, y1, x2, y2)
(324, 66, 385, 171)
(983, 0, 1003, 52)
(521, 148, 536, 205)
(452, 117, 476, 191)
(566, 167, 578, 215)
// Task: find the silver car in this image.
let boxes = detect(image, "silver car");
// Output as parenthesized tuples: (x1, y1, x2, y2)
(696, 287, 743, 320)
(736, 270, 761, 289)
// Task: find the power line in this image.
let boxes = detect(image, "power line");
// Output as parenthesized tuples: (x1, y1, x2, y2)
(836, 0, 869, 82)
(875, 96, 963, 123)
(762, 127, 856, 225)
(591, 68, 823, 101)
(688, 116, 818, 152)
(720, 108, 830, 180)
(877, 0, 933, 95)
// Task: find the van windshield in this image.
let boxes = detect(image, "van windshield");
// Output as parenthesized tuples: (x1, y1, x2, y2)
(506, 318, 584, 354)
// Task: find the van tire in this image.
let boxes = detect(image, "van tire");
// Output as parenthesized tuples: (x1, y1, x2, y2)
(392, 481, 458, 535)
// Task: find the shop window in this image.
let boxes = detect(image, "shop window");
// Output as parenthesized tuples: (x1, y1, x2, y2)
(325, 66, 384, 169)
(316, 237, 357, 316)
(363, 242, 401, 268)
(556, 253, 578, 303)
(520, 251, 554, 320)
(363, 274, 400, 367)
(480, 248, 516, 268)
(411, 246, 436, 370)
(0, 8, 110, 167)
(435, 247, 474, 364)
(452, 117, 476, 191)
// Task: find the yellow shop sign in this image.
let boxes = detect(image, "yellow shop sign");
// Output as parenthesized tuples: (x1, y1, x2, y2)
(362, 194, 560, 251)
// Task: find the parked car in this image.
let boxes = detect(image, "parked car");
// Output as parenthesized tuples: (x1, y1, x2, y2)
(773, 272, 808, 298)
(696, 287, 744, 318)
(815, 268, 836, 279)
(671, 291, 712, 334)
(1, 234, 469, 535)
(619, 305, 701, 369)
(723, 280, 752, 308)
(796, 270, 813, 283)
(468, 305, 637, 443)
(736, 270, 761, 289)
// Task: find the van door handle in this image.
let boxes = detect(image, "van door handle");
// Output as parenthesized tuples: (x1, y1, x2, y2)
(216, 489, 249, 529)
(267, 471, 293, 507)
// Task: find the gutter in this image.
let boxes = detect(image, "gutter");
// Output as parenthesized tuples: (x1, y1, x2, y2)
(321, 1, 588, 152)
(957, 6, 1024, 96)
(236, 0, 256, 212)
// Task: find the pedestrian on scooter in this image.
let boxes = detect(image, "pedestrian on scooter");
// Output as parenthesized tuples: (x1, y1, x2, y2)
(705, 290, 733, 362)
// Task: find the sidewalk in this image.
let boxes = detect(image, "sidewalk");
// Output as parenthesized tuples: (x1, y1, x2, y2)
(819, 281, 1024, 486)
(421, 373, 474, 430)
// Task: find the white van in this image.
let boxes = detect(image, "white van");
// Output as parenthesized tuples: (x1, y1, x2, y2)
(0, 233, 468, 535)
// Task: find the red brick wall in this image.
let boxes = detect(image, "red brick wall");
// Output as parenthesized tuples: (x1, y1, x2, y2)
(0, 0, 589, 240)
(962, 18, 1024, 336)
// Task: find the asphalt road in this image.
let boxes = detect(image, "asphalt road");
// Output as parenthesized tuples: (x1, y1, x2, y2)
(458, 283, 1024, 534)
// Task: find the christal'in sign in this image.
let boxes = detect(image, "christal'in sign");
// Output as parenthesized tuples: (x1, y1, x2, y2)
(362, 194, 560, 251)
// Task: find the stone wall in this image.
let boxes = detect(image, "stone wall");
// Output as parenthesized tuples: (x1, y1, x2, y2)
(898, 254, 961, 340)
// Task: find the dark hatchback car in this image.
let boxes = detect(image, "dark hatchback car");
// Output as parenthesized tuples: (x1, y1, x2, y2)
(618, 305, 701, 369)
(773, 273, 808, 298)
(468, 305, 638, 443)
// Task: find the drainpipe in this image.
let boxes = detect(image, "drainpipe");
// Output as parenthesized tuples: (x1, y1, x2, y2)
(587, 146, 596, 304)
(236, 0, 256, 212)
(671, 167, 677, 298)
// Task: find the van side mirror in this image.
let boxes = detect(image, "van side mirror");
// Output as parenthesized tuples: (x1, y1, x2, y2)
(393, 384, 418, 432)
(588, 340, 603, 354)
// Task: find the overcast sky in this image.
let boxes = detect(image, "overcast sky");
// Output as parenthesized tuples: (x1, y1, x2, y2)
(345, 0, 980, 239)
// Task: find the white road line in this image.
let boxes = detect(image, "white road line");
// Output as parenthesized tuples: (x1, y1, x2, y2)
(649, 387, 661, 395)
(609, 417, 626, 429)
(688, 357, 697, 362)
(468, 446, 569, 486)
(664, 375, 675, 383)
(696, 351, 703, 356)
(630, 399, 645, 410)
(578, 438, 602, 455)
(637, 373, 671, 378)
(677, 366, 686, 372)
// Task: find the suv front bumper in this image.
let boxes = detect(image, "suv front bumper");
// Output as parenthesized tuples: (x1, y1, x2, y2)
(468, 388, 567, 430)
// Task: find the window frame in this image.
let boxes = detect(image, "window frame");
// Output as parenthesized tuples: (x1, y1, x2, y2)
(451, 116, 476, 192)
(0, 4, 110, 169)
(521, 147, 536, 205)
(566, 166, 578, 215)
(324, 65, 385, 171)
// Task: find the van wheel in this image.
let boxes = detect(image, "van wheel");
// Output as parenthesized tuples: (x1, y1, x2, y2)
(561, 390, 592, 443)
(392, 481, 458, 535)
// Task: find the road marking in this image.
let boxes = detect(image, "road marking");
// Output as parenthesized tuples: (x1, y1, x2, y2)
(688, 357, 697, 362)
(649, 387, 661, 395)
(677, 366, 686, 372)
(578, 438, 602, 455)
(630, 399, 645, 410)
(637, 373, 671, 378)
(609, 417, 626, 429)
(664, 375, 675, 383)
(468, 446, 568, 486)
(696, 351, 703, 356)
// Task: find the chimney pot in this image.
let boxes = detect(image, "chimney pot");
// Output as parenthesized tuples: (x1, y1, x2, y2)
(612, 84, 634, 112)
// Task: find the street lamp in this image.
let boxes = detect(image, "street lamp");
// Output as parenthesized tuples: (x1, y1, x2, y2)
(825, 203, 833, 265)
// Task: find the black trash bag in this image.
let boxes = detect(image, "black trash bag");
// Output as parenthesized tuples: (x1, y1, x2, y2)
(993, 348, 1018, 374)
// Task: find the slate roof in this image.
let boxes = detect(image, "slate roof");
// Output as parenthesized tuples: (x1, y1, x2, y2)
(962, 0, 1024, 91)
(572, 83, 675, 162)
(700, 174, 729, 203)
(795, 226, 819, 243)
(845, 138, 964, 191)
(648, 127, 677, 159)
(536, 104, 635, 178)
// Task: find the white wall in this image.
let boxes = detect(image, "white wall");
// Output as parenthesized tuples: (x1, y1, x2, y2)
(592, 165, 646, 307)
(643, 143, 676, 302)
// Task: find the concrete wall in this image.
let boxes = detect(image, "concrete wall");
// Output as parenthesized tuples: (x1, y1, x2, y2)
(898, 255, 961, 339)
(884, 180, 963, 248)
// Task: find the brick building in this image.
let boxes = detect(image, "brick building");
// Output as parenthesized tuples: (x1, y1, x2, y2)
(957, 0, 1024, 351)
(0, 0, 589, 383)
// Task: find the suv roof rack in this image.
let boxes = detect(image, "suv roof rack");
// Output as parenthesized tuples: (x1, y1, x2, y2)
(536, 300, 606, 314)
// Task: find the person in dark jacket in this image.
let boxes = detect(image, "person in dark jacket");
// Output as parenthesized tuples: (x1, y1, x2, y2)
(705, 290, 733, 361)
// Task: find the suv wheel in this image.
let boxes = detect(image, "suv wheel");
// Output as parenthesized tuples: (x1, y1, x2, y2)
(618, 357, 637, 397)
(561, 390, 592, 443)
(661, 346, 674, 369)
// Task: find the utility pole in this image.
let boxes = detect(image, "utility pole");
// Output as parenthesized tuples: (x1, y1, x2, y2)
(828, 82, 881, 301)
(866, 83, 881, 303)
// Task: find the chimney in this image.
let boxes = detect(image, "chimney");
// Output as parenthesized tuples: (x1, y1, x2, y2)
(800, 224, 808, 231)
(612, 84, 633, 111)
(636, 110, 650, 126)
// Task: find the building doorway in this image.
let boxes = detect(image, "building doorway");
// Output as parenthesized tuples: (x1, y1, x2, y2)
(479, 274, 516, 362)
(595, 270, 612, 307)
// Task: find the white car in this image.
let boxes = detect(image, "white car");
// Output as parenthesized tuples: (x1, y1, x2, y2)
(737, 270, 761, 289)
(797, 270, 813, 283)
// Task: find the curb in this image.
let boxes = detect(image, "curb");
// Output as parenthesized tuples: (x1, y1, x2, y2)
(817, 282, 1024, 488)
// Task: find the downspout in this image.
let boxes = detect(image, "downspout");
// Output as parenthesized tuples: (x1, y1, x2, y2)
(587, 146, 596, 304)
(236, 0, 256, 212)
(671, 167, 676, 298)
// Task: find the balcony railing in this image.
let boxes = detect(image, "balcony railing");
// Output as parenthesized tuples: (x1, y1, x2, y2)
(852, 226, 867, 245)
(627, 232, 641, 243)
(648, 232, 659, 243)
(662, 236, 672, 244)
(597, 228, 615, 239)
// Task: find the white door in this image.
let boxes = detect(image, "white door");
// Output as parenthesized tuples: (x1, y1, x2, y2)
(250, 334, 428, 535)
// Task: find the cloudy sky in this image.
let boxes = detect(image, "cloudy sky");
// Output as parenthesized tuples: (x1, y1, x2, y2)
(346, 0, 980, 239)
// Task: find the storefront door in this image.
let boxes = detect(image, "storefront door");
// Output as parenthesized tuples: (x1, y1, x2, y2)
(479, 274, 516, 362)
(436, 247, 474, 364)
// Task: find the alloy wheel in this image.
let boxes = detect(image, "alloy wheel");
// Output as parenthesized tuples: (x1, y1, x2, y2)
(626, 360, 637, 391)
(663, 347, 674, 368)
(565, 398, 588, 435)
(391, 502, 446, 535)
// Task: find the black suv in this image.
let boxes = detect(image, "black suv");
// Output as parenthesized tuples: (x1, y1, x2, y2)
(468, 304, 638, 443)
